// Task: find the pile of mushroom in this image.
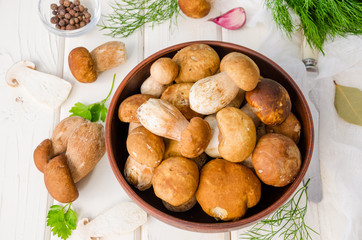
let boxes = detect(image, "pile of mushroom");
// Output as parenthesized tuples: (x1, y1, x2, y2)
(118, 43, 303, 220)
(33, 116, 106, 203)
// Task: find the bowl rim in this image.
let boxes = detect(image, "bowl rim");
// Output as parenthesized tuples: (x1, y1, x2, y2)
(105, 40, 314, 232)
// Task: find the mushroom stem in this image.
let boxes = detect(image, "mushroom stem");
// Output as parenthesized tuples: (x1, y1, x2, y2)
(5, 61, 72, 108)
(241, 103, 261, 127)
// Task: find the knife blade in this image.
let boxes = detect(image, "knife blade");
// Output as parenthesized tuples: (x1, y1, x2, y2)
(302, 38, 323, 202)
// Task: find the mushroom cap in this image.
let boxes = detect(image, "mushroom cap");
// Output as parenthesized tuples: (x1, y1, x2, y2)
(163, 138, 208, 169)
(204, 114, 221, 158)
(217, 107, 256, 162)
(161, 83, 203, 120)
(68, 47, 98, 83)
(153, 157, 199, 207)
(266, 112, 301, 144)
(196, 159, 261, 221)
(140, 76, 170, 98)
(126, 126, 165, 168)
(189, 72, 239, 115)
(178, 0, 211, 18)
(172, 44, 220, 83)
(136, 98, 189, 141)
(150, 57, 179, 85)
(118, 94, 153, 123)
(245, 78, 291, 126)
(179, 117, 211, 158)
(252, 133, 301, 187)
(220, 52, 260, 91)
(124, 156, 154, 191)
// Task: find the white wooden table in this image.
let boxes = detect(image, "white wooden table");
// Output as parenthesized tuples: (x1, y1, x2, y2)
(1, 0, 347, 239)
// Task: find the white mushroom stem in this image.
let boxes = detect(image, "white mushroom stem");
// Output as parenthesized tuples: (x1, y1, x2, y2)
(189, 72, 240, 115)
(241, 103, 261, 127)
(140, 76, 170, 98)
(204, 114, 221, 158)
(136, 98, 189, 141)
(5, 60, 72, 109)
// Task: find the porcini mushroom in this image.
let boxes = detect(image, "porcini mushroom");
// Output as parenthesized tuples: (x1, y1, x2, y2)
(217, 107, 256, 162)
(150, 57, 179, 85)
(189, 72, 240, 114)
(265, 112, 301, 144)
(242, 78, 292, 126)
(5, 60, 72, 109)
(118, 94, 153, 123)
(196, 159, 261, 221)
(124, 156, 154, 191)
(252, 133, 301, 187)
(137, 99, 211, 158)
(172, 44, 220, 83)
(153, 157, 199, 212)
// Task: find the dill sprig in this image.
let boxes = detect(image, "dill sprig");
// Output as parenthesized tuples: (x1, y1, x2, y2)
(265, 0, 362, 53)
(240, 179, 318, 240)
(99, 0, 180, 38)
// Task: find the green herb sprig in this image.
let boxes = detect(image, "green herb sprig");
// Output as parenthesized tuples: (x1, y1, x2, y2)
(47, 203, 77, 240)
(99, 0, 180, 38)
(240, 179, 318, 240)
(265, 0, 362, 53)
(69, 74, 116, 122)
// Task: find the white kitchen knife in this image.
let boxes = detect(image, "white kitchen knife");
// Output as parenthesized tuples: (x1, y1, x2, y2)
(302, 38, 323, 202)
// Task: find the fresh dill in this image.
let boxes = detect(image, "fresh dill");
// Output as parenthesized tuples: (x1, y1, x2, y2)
(99, 0, 180, 38)
(240, 179, 318, 240)
(264, 0, 362, 53)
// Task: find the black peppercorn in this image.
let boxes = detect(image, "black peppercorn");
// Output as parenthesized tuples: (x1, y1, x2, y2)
(59, 19, 65, 26)
(79, 21, 86, 27)
(51, 3, 58, 10)
(65, 13, 71, 19)
(50, 16, 60, 24)
(69, 18, 75, 25)
(74, 0, 80, 6)
(52, 10, 57, 15)
(63, 0, 70, 7)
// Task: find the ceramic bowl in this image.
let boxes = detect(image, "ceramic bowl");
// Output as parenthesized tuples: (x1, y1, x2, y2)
(105, 41, 314, 232)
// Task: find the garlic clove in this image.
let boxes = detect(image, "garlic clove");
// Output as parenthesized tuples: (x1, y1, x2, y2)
(209, 7, 246, 30)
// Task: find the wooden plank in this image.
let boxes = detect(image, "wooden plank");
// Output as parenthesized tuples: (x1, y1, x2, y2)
(0, 0, 65, 239)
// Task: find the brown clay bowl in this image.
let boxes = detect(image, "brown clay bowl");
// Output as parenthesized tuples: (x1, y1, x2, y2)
(105, 41, 313, 232)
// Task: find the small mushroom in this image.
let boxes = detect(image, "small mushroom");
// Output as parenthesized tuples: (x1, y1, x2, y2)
(189, 72, 240, 115)
(204, 114, 221, 158)
(33, 139, 54, 173)
(126, 126, 165, 168)
(44, 154, 78, 203)
(140, 76, 170, 98)
(68, 47, 98, 83)
(5, 61, 72, 109)
(178, 0, 211, 18)
(124, 156, 154, 191)
(137, 99, 211, 158)
(217, 107, 256, 162)
(220, 52, 260, 91)
(163, 139, 207, 169)
(172, 44, 220, 83)
(242, 78, 292, 126)
(196, 159, 261, 221)
(161, 83, 203, 120)
(118, 94, 153, 123)
(252, 133, 301, 187)
(153, 157, 199, 211)
(150, 57, 179, 85)
(265, 112, 301, 144)
(90, 41, 127, 72)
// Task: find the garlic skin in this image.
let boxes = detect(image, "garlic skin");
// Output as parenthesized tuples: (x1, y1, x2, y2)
(209, 7, 246, 30)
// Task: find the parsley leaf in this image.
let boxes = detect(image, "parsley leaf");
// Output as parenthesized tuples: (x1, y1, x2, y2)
(69, 74, 116, 122)
(47, 203, 77, 240)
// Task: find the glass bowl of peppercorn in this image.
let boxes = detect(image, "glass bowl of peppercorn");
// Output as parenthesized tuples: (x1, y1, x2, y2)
(38, 0, 101, 37)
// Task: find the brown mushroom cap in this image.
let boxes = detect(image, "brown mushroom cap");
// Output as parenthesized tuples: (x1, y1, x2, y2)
(217, 107, 256, 162)
(153, 157, 199, 207)
(118, 94, 153, 123)
(161, 83, 203, 120)
(68, 47, 97, 83)
(127, 126, 165, 168)
(220, 52, 260, 91)
(33, 139, 54, 173)
(252, 133, 301, 187)
(245, 78, 291, 126)
(179, 117, 211, 158)
(172, 44, 220, 83)
(196, 159, 261, 221)
(266, 112, 301, 144)
(150, 57, 179, 85)
(124, 156, 154, 191)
